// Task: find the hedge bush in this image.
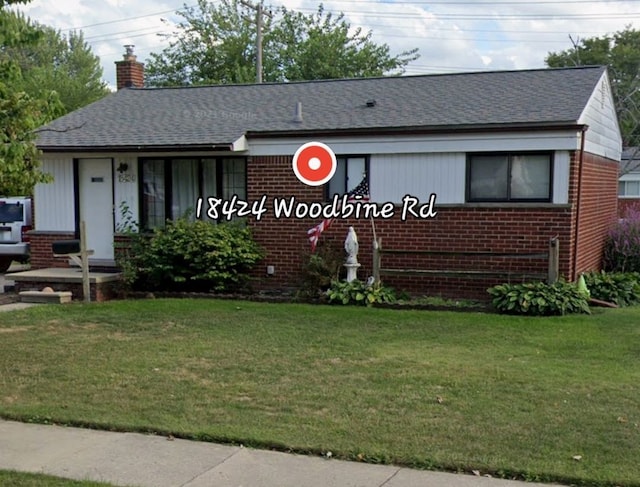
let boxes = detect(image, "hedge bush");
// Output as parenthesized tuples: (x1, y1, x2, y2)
(118, 219, 264, 292)
(487, 281, 590, 316)
(582, 271, 640, 307)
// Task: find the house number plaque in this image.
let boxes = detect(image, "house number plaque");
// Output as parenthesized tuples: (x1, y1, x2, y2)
(118, 173, 136, 183)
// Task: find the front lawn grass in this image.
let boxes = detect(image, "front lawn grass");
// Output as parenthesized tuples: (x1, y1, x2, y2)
(1, 299, 639, 486)
(0, 470, 114, 486)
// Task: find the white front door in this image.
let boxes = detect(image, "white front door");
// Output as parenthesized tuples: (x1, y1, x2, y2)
(78, 158, 114, 262)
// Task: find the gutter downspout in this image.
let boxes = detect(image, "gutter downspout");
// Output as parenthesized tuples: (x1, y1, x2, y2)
(572, 125, 589, 281)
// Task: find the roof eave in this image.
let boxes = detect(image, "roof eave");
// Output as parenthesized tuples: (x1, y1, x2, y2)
(246, 122, 586, 139)
(37, 143, 238, 153)
(37, 122, 588, 152)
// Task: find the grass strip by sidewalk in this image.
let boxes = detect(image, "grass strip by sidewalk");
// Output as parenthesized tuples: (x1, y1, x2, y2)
(0, 470, 114, 486)
(1, 299, 639, 486)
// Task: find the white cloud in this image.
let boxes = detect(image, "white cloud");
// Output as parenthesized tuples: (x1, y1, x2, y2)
(14, 0, 640, 87)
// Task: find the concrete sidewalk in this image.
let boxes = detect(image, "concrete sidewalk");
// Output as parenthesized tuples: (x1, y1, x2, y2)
(0, 302, 39, 312)
(0, 420, 564, 487)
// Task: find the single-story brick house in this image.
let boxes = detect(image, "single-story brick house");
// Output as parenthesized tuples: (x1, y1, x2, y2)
(31, 49, 621, 298)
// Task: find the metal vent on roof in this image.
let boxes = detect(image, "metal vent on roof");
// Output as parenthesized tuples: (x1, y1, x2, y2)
(366, 99, 377, 107)
(293, 101, 303, 122)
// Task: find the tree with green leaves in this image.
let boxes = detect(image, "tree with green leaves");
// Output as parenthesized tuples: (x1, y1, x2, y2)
(1, 1, 61, 195)
(8, 26, 110, 114)
(145, 0, 419, 87)
(546, 27, 640, 171)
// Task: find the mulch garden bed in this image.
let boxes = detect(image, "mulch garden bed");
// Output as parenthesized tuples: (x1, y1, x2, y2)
(116, 290, 490, 312)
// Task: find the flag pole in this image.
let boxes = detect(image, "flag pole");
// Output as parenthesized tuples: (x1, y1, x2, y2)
(368, 171, 377, 247)
(370, 214, 378, 248)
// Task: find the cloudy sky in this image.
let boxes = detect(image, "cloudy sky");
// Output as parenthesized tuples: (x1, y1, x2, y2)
(15, 0, 640, 89)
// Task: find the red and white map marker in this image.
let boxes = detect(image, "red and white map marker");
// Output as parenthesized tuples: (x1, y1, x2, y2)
(292, 142, 337, 186)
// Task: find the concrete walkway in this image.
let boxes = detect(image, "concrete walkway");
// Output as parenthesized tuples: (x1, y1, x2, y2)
(0, 420, 564, 487)
(0, 302, 39, 312)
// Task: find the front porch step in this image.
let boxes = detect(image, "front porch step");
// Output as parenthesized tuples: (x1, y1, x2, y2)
(19, 290, 73, 304)
(9, 268, 122, 302)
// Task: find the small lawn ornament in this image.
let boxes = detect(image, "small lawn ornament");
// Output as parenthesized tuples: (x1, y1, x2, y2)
(344, 226, 361, 282)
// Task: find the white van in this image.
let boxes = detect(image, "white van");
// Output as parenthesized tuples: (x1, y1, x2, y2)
(0, 197, 32, 272)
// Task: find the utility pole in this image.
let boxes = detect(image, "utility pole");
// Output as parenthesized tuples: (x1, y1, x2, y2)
(240, 0, 272, 83)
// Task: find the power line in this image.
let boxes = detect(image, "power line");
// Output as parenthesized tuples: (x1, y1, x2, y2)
(292, 7, 640, 21)
(79, 24, 621, 49)
(404, 63, 495, 70)
(74, 8, 626, 48)
(329, 0, 640, 3)
(68, 4, 197, 30)
(84, 26, 169, 42)
(78, 17, 618, 45)
(59, 0, 639, 40)
(64, 0, 640, 32)
(38, 0, 637, 84)
(380, 33, 576, 43)
(87, 30, 172, 44)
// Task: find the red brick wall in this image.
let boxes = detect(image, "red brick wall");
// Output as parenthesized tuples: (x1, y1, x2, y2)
(29, 232, 76, 269)
(247, 156, 324, 289)
(30, 233, 133, 270)
(246, 155, 581, 299)
(618, 198, 640, 219)
(572, 152, 619, 277)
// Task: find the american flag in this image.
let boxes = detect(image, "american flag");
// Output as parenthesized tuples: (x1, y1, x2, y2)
(307, 177, 370, 252)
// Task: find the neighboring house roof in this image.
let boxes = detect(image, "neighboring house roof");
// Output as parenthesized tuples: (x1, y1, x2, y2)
(621, 147, 640, 174)
(36, 65, 607, 152)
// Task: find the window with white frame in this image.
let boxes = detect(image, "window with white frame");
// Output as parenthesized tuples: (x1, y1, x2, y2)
(619, 179, 640, 197)
(141, 157, 246, 229)
(467, 152, 552, 202)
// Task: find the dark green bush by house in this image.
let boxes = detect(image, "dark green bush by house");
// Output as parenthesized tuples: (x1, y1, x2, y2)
(117, 219, 264, 292)
(487, 281, 590, 316)
(582, 271, 640, 307)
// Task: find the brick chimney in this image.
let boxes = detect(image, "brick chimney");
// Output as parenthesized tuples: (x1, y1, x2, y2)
(115, 45, 144, 90)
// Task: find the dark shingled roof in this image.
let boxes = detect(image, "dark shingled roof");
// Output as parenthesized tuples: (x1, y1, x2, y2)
(36, 65, 606, 151)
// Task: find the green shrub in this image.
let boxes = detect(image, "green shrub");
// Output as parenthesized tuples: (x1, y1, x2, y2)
(582, 271, 640, 307)
(487, 281, 590, 316)
(326, 279, 396, 306)
(298, 242, 344, 298)
(117, 219, 264, 292)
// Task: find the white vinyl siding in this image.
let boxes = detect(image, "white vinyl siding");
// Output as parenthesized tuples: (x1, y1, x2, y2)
(553, 151, 570, 204)
(34, 157, 75, 231)
(579, 72, 622, 161)
(370, 153, 465, 204)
